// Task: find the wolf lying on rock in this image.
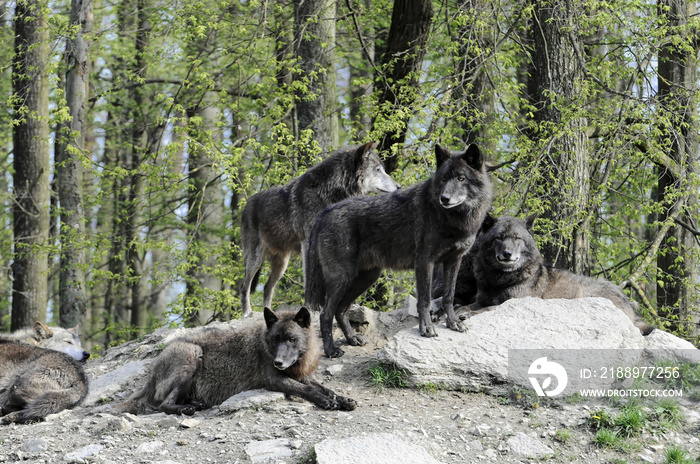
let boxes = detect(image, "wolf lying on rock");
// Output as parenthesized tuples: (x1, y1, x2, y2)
(437, 214, 654, 335)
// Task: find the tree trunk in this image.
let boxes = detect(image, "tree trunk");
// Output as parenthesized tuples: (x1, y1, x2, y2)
(348, 0, 374, 137)
(11, 0, 50, 330)
(126, 0, 150, 335)
(186, 103, 225, 326)
(372, 0, 433, 172)
(531, 0, 590, 273)
(656, 0, 699, 335)
(56, 0, 93, 329)
(452, 0, 495, 157)
(294, 0, 338, 159)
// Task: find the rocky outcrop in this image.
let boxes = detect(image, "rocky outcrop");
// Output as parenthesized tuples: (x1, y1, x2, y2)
(376, 297, 699, 395)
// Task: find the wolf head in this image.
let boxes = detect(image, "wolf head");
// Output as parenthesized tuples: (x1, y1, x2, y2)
(32, 322, 91, 362)
(433, 144, 490, 210)
(354, 142, 400, 195)
(478, 214, 540, 272)
(264, 307, 314, 371)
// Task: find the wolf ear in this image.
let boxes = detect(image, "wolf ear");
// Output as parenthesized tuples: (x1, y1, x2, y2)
(354, 141, 378, 168)
(462, 144, 483, 170)
(293, 307, 311, 328)
(480, 213, 497, 232)
(435, 144, 451, 168)
(263, 307, 278, 329)
(33, 321, 53, 340)
(525, 213, 537, 232)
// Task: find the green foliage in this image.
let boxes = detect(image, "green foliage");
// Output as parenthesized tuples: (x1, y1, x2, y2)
(1, 0, 699, 346)
(367, 362, 409, 391)
(613, 403, 647, 438)
(664, 446, 695, 464)
(554, 428, 572, 444)
(593, 428, 625, 450)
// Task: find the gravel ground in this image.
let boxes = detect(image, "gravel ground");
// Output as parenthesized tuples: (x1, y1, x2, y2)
(1, 312, 698, 464)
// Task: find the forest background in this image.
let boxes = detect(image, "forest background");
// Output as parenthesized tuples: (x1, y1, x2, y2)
(1, 0, 699, 351)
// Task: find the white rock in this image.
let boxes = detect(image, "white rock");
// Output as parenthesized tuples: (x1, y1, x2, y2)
(63, 444, 103, 461)
(315, 433, 443, 464)
(244, 438, 293, 462)
(135, 440, 164, 453)
(219, 389, 285, 412)
(84, 360, 147, 406)
(376, 298, 655, 394)
(507, 432, 554, 458)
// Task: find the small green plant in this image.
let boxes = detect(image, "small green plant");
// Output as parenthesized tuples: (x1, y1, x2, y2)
(154, 342, 167, 354)
(297, 448, 317, 464)
(554, 428, 571, 444)
(366, 362, 409, 391)
(593, 428, 623, 450)
(664, 445, 694, 464)
(418, 382, 439, 393)
(614, 404, 646, 438)
(654, 398, 684, 427)
(587, 409, 615, 432)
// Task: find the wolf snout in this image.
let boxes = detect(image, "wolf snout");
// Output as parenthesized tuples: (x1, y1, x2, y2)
(273, 358, 291, 370)
(81, 351, 91, 362)
(439, 195, 451, 206)
(497, 252, 520, 263)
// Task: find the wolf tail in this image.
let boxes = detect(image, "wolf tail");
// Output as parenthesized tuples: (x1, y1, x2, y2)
(304, 230, 326, 313)
(250, 268, 261, 294)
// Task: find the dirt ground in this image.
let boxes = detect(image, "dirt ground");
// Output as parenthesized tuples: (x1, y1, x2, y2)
(1, 310, 698, 464)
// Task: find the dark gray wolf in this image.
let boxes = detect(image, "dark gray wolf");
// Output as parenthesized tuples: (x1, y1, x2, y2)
(461, 214, 653, 334)
(0, 321, 90, 362)
(305, 144, 492, 358)
(240, 142, 399, 318)
(0, 338, 89, 424)
(120, 307, 356, 415)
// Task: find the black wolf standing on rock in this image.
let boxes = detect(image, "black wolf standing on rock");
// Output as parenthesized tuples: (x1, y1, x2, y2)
(240, 142, 399, 318)
(0, 326, 89, 424)
(120, 307, 356, 415)
(458, 214, 654, 335)
(306, 144, 492, 358)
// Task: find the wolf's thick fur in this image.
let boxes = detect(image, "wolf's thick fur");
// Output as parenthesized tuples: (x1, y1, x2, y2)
(1, 322, 90, 362)
(306, 144, 492, 357)
(464, 214, 653, 334)
(120, 307, 356, 415)
(240, 142, 399, 318)
(0, 338, 88, 424)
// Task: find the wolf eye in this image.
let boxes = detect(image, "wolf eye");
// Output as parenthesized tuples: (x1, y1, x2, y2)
(288, 337, 296, 343)
(457, 175, 466, 182)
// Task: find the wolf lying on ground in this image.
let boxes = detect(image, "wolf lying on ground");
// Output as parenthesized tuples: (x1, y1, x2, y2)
(450, 214, 654, 335)
(0, 323, 89, 424)
(1, 321, 91, 362)
(305, 144, 492, 358)
(240, 142, 399, 318)
(120, 307, 356, 415)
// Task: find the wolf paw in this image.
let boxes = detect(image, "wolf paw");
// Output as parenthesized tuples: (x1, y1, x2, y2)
(338, 396, 357, 411)
(420, 324, 438, 338)
(180, 406, 196, 416)
(326, 347, 345, 358)
(446, 318, 467, 332)
(347, 334, 366, 346)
